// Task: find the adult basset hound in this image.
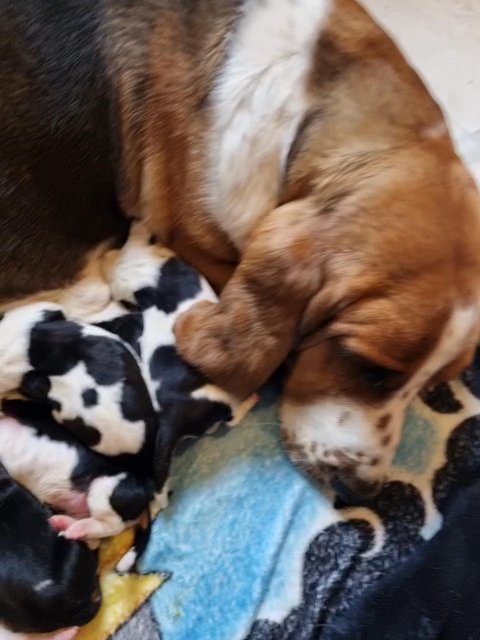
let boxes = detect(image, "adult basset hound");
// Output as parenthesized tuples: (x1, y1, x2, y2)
(1, 0, 480, 500)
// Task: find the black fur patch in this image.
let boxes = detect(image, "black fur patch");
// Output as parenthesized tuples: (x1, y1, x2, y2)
(82, 336, 129, 385)
(28, 321, 84, 375)
(62, 417, 101, 448)
(134, 258, 201, 313)
(150, 345, 206, 398)
(82, 388, 98, 407)
(97, 313, 144, 356)
(0, 0, 128, 299)
(161, 399, 233, 441)
(20, 371, 51, 401)
(0, 461, 99, 633)
(110, 475, 150, 522)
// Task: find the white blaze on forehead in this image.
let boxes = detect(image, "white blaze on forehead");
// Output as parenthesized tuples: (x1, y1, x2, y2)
(207, 0, 332, 249)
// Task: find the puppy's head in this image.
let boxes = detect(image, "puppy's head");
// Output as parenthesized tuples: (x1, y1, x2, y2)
(281, 145, 480, 501)
(0, 464, 100, 634)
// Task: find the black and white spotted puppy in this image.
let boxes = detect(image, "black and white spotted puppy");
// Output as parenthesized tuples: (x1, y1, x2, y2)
(0, 302, 158, 470)
(0, 399, 160, 542)
(98, 224, 257, 489)
(0, 226, 255, 543)
(0, 303, 163, 541)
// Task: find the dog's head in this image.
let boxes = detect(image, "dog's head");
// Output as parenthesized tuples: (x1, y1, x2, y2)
(174, 0, 480, 500)
(176, 141, 480, 500)
(279, 143, 480, 501)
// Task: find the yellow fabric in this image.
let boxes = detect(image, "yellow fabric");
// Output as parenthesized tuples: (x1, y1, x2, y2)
(75, 531, 165, 640)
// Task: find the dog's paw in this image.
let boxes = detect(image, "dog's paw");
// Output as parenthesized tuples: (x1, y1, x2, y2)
(174, 301, 231, 379)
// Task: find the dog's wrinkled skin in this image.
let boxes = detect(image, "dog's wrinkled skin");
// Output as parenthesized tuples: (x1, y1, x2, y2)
(1, 0, 480, 498)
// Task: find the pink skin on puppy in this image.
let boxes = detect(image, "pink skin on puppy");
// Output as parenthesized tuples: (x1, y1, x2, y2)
(0, 413, 150, 542)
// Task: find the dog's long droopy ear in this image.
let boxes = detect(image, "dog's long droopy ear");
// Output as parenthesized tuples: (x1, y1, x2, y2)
(174, 200, 326, 399)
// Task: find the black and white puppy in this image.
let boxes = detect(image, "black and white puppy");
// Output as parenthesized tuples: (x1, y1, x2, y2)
(0, 461, 100, 635)
(0, 399, 160, 542)
(98, 225, 256, 489)
(0, 226, 255, 544)
(0, 302, 158, 470)
(0, 302, 165, 541)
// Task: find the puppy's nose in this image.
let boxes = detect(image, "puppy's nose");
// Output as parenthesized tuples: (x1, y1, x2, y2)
(330, 474, 382, 505)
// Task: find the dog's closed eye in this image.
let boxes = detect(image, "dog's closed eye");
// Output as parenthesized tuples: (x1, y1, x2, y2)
(351, 358, 403, 393)
(337, 344, 406, 397)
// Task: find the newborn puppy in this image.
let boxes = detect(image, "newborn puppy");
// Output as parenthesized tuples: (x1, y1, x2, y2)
(100, 226, 256, 488)
(0, 233, 253, 544)
(0, 462, 100, 635)
(0, 303, 159, 477)
(0, 399, 157, 542)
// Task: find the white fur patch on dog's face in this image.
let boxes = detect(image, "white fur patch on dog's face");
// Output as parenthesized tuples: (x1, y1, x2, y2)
(282, 305, 479, 490)
(206, 0, 332, 249)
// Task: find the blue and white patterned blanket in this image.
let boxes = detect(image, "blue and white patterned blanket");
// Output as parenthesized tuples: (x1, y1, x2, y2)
(128, 349, 480, 640)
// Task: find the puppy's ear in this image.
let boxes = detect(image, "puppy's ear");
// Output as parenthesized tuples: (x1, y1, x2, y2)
(174, 200, 326, 398)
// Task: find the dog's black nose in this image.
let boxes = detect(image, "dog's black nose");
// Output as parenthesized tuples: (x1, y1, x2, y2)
(330, 474, 382, 505)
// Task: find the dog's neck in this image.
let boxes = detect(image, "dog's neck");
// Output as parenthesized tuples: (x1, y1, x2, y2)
(110, 0, 447, 281)
(203, 0, 333, 250)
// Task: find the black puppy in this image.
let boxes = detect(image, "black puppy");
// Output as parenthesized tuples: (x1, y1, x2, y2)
(0, 462, 100, 635)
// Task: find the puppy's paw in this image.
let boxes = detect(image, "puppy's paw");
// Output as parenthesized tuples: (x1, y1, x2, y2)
(151, 482, 170, 514)
(228, 393, 260, 426)
(115, 548, 139, 574)
(49, 514, 77, 533)
(51, 516, 123, 541)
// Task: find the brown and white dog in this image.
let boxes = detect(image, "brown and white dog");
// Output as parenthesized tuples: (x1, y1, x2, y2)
(1, 0, 480, 500)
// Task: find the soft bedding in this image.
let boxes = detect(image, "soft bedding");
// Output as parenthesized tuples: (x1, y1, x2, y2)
(127, 360, 480, 640)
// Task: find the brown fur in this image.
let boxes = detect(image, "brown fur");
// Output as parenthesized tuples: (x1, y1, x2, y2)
(2, 0, 480, 422)
(171, 0, 480, 400)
